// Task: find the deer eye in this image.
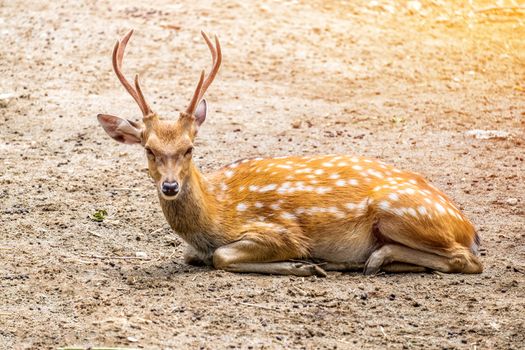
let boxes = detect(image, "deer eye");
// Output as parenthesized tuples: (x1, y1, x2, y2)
(145, 148, 155, 159)
(185, 146, 193, 157)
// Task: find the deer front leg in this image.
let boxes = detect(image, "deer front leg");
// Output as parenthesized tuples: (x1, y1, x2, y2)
(212, 222, 326, 277)
(213, 240, 326, 277)
(183, 245, 212, 266)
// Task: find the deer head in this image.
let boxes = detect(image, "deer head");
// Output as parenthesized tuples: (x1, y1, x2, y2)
(97, 30, 222, 200)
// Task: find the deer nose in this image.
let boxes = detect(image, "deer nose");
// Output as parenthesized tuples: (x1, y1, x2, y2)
(161, 181, 179, 196)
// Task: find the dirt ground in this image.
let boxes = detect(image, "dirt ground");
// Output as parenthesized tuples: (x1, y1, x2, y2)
(1, 0, 524, 349)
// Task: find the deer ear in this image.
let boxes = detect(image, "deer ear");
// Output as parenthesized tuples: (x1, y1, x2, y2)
(97, 114, 143, 144)
(194, 99, 207, 127)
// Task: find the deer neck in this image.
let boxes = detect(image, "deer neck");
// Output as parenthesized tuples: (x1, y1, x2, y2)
(158, 162, 225, 252)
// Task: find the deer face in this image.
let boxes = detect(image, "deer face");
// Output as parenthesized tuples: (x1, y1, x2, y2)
(96, 30, 220, 201)
(98, 100, 207, 200)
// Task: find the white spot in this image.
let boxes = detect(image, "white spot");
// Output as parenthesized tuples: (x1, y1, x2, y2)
(314, 169, 324, 175)
(352, 165, 363, 171)
(277, 182, 292, 194)
(238, 186, 245, 192)
(328, 207, 344, 218)
(364, 159, 373, 163)
(392, 169, 402, 173)
(337, 162, 348, 167)
(276, 164, 292, 170)
(379, 201, 390, 210)
(310, 180, 318, 185)
(295, 168, 312, 174)
(407, 208, 417, 217)
(281, 212, 296, 220)
(249, 185, 259, 192)
(241, 159, 249, 163)
(259, 184, 277, 192)
(417, 206, 428, 215)
(286, 161, 294, 164)
(367, 169, 384, 178)
(236, 203, 247, 212)
(254, 157, 264, 161)
(350, 157, 359, 163)
(345, 203, 356, 210)
(254, 202, 263, 208)
(348, 179, 359, 186)
(435, 203, 446, 214)
(295, 208, 305, 215)
(316, 187, 332, 194)
(224, 170, 234, 178)
(220, 183, 227, 191)
(356, 198, 368, 211)
(322, 162, 334, 167)
(229, 163, 239, 168)
(405, 188, 416, 195)
(335, 180, 346, 187)
(329, 173, 340, 179)
(447, 208, 456, 217)
(424, 198, 432, 204)
(388, 193, 399, 201)
(409, 179, 417, 185)
(270, 203, 280, 210)
(373, 186, 383, 192)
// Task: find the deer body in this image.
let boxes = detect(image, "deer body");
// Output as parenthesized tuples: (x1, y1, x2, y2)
(97, 30, 482, 276)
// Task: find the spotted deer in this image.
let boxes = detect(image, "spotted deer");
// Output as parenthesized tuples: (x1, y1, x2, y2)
(97, 30, 483, 277)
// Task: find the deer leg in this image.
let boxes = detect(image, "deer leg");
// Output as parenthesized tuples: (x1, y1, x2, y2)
(364, 244, 482, 275)
(213, 240, 327, 277)
(320, 262, 365, 272)
(183, 245, 212, 266)
(381, 262, 427, 273)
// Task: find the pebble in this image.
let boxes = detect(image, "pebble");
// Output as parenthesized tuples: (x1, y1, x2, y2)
(505, 198, 518, 206)
(0, 93, 15, 107)
(135, 251, 148, 258)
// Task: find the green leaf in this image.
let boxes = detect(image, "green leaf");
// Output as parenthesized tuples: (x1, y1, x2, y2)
(91, 209, 108, 222)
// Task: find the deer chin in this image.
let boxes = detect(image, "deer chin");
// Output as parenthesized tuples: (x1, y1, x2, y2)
(159, 191, 180, 201)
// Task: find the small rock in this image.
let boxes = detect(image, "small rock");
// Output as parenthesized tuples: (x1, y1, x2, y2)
(465, 129, 509, 140)
(135, 251, 148, 258)
(127, 336, 138, 342)
(0, 93, 15, 107)
(291, 119, 302, 129)
(506, 198, 518, 206)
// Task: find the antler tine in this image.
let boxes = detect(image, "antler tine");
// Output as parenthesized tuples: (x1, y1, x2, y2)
(197, 31, 222, 101)
(111, 29, 152, 117)
(186, 70, 206, 115)
(134, 74, 152, 115)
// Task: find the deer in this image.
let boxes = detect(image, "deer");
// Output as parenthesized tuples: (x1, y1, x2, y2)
(96, 29, 483, 277)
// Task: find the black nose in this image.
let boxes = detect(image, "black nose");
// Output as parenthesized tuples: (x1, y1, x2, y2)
(161, 181, 179, 196)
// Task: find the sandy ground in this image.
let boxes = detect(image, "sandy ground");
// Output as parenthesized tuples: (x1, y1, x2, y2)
(1, 0, 524, 349)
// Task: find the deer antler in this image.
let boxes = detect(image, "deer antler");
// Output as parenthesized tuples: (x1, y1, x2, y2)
(185, 31, 222, 115)
(112, 29, 153, 118)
